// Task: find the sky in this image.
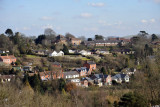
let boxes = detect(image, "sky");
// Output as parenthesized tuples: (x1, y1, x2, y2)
(0, 0, 160, 38)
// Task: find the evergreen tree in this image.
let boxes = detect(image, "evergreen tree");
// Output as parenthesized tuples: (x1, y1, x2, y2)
(88, 38, 92, 41)
(95, 35, 104, 40)
(58, 78, 66, 91)
(62, 44, 69, 55)
(118, 92, 149, 107)
(5, 28, 13, 37)
(101, 67, 106, 74)
(151, 34, 158, 41)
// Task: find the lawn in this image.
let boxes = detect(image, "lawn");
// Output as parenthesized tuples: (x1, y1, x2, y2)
(81, 57, 91, 61)
(26, 55, 40, 58)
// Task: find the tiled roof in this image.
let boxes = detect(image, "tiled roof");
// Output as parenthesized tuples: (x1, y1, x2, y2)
(0, 55, 16, 60)
(64, 71, 79, 76)
(112, 74, 128, 80)
(0, 75, 15, 79)
(94, 74, 109, 79)
(76, 67, 87, 72)
(87, 61, 96, 65)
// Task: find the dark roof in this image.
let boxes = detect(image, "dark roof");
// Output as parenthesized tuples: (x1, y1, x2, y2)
(0, 55, 16, 60)
(112, 74, 129, 79)
(0, 75, 15, 79)
(64, 71, 79, 76)
(94, 40, 120, 43)
(93, 74, 109, 79)
(87, 61, 96, 65)
(85, 77, 94, 82)
(76, 67, 87, 72)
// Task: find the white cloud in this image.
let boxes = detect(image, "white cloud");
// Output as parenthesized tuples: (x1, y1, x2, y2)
(41, 24, 61, 30)
(114, 21, 123, 25)
(40, 16, 54, 21)
(84, 27, 98, 32)
(141, 19, 156, 23)
(88, 2, 105, 7)
(22, 27, 30, 30)
(150, 18, 155, 23)
(98, 20, 122, 26)
(80, 13, 92, 18)
(141, 19, 148, 23)
(42, 24, 53, 29)
(98, 20, 107, 25)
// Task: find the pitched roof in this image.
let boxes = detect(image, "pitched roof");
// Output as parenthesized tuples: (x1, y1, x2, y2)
(76, 67, 87, 72)
(63, 71, 79, 76)
(53, 61, 61, 66)
(112, 74, 129, 80)
(94, 74, 109, 79)
(0, 74, 15, 79)
(0, 55, 16, 60)
(87, 61, 96, 65)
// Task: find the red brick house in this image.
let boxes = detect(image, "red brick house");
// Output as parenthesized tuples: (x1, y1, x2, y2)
(83, 61, 96, 75)
(0, 55, 16, 64)
(76, 67, 88, 77)
(56, 35, 67, 44)
(70, 38, 81, 45)
(39, 70, 64, 81)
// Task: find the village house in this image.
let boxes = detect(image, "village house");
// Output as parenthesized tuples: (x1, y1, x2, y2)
(83, 41, 95, 47)
(94, 74, 112, 85)
(90, 74, 103, 87)
(151, 41, 160, 45)
(0, 74, 15, 83)
(95, 49, 110, 55)
(67, 79, 81, 86)
(70, 37, 81, 45)
(112, 49, 135, 55)
(84, 37, 130, 47)
(0, 55, 16, 64)
(108, 37, 130, 42)
(63, 71, 79, 79)
(81, 79, 88, 87)
(0, 49, 9, 54)
(95, 40, 119, 47)
(85, 77, 94, 85)
(112, 74, 130, 83)
(23, 66, 32, 72)
(69, 49, 76, 54)
(48, 51, 64, 57)
(83, 61, 96, 75)
(90, 74, 112, 87)
(39, 70, 64, 81)
(33, 50, 49, 55)
(78, 50, 91, 56)
(122, 68, 136, 75)
(76, 67, 88, 77)
(56, 35, 67, 44)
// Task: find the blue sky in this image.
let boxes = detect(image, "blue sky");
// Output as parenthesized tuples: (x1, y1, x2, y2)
(0, 0, 160, 37)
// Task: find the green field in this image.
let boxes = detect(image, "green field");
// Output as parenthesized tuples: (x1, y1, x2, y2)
(26, 55, 40, 58)
(81, 57, 91, 61)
